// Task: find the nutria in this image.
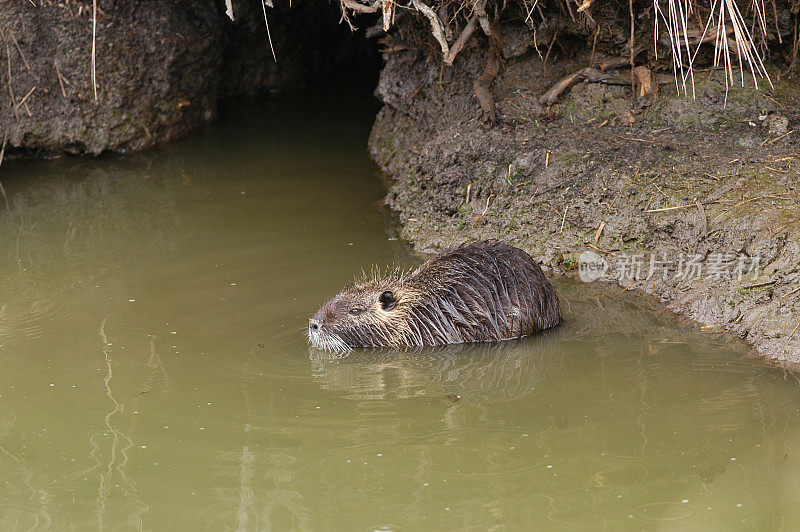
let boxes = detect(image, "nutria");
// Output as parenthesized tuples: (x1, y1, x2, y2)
(308, 241, 561, 351)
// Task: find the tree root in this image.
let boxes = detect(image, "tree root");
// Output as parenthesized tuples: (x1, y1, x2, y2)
(538, 67, 613, 106)
(538, 51, 652, 107)
(632, 65, 658, 107)
(475, 40, 502, 123)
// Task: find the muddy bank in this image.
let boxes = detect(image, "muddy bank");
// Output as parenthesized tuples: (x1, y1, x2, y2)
(368, 24, 800, 363)
(0, 1, 376, 156)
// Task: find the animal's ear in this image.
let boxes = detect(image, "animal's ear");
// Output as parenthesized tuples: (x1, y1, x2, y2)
(379, 290, 397, 311)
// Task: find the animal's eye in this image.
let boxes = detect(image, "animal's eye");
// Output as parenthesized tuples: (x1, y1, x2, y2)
(349, 308, 362, 316)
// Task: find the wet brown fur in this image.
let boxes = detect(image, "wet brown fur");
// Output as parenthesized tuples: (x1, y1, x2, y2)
(308, 241, 561, 350)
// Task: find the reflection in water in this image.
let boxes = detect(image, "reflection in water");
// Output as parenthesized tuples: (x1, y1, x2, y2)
(92, 318, 147, 530)
(0, 94, 799, 529)
(309, 334, 557, 403)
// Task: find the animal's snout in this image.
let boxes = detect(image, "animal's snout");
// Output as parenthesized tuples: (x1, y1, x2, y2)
(309, 317, 321, 332)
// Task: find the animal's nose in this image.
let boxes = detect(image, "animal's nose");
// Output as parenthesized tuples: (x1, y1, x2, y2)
(309, 317, 321, 331)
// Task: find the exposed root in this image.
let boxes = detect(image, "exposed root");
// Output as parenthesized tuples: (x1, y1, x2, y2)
(538, 67, 612, 106)
(338, 0, 787, 99)
(444, 14, 477, 64)
(411, 0, 450, 57)
(474, 38, 502, 122)
(632, 65, 658, 106)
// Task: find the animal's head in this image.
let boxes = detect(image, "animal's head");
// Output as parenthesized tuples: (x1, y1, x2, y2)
(308, 278, 407, 351)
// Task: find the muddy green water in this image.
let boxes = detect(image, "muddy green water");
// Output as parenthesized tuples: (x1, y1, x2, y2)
(1, 95, 800, 531)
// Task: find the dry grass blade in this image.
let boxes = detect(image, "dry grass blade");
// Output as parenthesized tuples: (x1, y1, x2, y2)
(14, 85, 35, 115)
(654, 0, 695, 96)
(8, 32, 30, 71)
(693, 0, 771, 94)
(0, 136, 8, 211)
(4, 37, 19, 121)
(260, 0, 277, 62)
(92, 0, 97, 101)
(652, 0, 772, 97)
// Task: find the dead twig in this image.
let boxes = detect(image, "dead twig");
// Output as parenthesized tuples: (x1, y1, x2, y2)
(784, 319, 800, 357)
(644, 201, 718, 213)
(729, 194, 790, 208)
(542, 28, 559, 72)
(54, 60, 69, 98)
(780, 286, 800, 299)
(764, 130, 795, 146)
(595, 221, 605, 242)
(741, 279, 776, 290)
(0, 136, 8, 211)
(616, 280, 635, 296)
(5, 38, 19, 121)
(472, 193, 495, 226)
(535, 164, 597, 197)
(341, 0, 381, 14)
(586, 243, 615, 255)
(14, 85, 35, 114)
(8, 32, 30, 71)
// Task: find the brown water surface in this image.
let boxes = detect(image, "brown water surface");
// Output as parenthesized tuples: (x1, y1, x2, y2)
(0, 94, 799, 530)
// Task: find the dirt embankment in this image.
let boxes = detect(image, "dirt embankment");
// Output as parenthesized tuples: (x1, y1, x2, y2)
(0, 1, 374, 156)
(368, 22, 800, 363)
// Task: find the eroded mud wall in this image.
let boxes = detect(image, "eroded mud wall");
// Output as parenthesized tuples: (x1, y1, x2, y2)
(0, 0, 378, 156)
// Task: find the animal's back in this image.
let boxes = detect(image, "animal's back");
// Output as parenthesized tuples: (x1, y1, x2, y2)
(404, 241, 561, 344)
